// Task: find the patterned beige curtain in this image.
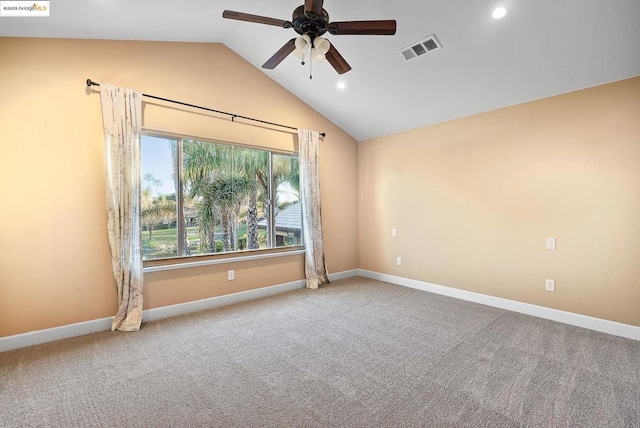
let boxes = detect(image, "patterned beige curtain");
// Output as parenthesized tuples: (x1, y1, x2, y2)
(298, 129, 330, 289)
(100, 84, 144, 331)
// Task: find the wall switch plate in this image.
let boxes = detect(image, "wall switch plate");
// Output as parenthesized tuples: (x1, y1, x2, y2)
(392, 228, 397, 237)
(545, 279, 555, 292)
(396, 257, 402, 266)
(227, 270, 235, 281)
(546, 237, 556, 250)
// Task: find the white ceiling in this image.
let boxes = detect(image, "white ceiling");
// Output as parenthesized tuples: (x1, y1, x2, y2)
(2, 0, 639, 141)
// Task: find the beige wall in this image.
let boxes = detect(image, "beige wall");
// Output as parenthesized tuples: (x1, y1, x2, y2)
(359, 77, 640, 327)
(1, 36, 637, 338)
(0, 38, 358, 337)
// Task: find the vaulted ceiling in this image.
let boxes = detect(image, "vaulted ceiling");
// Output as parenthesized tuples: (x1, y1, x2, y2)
(2, 0, 639, 140)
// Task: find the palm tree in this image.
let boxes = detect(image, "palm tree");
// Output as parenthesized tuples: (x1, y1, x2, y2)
(152, 178, 162, 195)
(235, 151, 300, 250)
(273, 155, 300, 209)
(183, 140, 225, 253)
(234, 148, 268, 250)
(270, 155, 301, 248)
(183, 141, 259, 253)
(170, 141, 191, 255)
(144, 173, 155, 192)
(200, 174, 256, 251)
(181, 140, 300, 254)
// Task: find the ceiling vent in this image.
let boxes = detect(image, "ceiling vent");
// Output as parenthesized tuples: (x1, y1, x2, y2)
(400, 35, 442, 61)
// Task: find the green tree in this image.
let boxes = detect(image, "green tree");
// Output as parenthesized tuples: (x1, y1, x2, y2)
(169, 142, 192, 256)
(183, 140, 224, 253)
(152, 178, 162, 194)
(183, 141, 258, 253)
(237, 151, 300, 250)
(234, 148, 268, 250)
(202, 174, 256, 251)
(142, 191, 176, 241)
(273, 155, 300, 209)
(182, 141, 299, 254)
(144, 173, 154, 190)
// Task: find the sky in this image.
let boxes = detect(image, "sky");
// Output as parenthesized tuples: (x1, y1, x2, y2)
(141, 135, 300, 202)
(141, 135, 177, 196)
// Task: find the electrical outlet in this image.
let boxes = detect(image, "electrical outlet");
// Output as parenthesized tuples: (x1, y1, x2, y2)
(545, 279, 555, 292)
(392, 228, 397, 237)
(546, 237, 556, 250)
(396, 257, 402, 266)
(227, 270, 235, 281)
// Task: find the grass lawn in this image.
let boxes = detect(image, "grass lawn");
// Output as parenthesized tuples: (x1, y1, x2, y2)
(142, 224, 254, 259)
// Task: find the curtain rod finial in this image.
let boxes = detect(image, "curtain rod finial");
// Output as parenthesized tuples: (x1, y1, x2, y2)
(86, 79, 100, 87)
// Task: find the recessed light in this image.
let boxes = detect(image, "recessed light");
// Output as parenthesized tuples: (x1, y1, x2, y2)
(336, 81, 346, 90)
(492, 7, 506, 19)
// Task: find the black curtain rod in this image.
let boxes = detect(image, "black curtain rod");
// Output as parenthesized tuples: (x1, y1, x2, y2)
(86, 79, 326, 137)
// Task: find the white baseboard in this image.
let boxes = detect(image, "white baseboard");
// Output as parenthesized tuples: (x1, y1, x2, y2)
(0, 317, 114, 354)
(329, 269, 359, 282)
(142, 279, 307, 322)
(143, 269, 360, 322)
(0, 270, 359, 353)
(357, 269, 640, 341)
(16, 267, 632, 352)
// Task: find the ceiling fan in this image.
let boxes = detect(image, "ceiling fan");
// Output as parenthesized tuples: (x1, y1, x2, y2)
(222, 0, 396, 75)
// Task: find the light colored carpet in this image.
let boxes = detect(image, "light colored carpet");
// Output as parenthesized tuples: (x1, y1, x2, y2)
(1, 277, 639, 427)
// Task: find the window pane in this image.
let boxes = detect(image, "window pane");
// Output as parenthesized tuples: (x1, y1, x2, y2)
(141, 136, 178, 260)
(141, 134, 300, 261)
(182, 140, 269, 255)
(273, 154, 302, 247)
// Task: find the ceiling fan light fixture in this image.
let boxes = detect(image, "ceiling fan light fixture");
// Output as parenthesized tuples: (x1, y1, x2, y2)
(293, 35, 312, 58)
(311, 36, 330, 61)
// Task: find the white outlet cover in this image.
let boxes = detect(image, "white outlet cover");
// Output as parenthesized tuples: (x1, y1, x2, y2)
(392, 228, 397, 237)
(545, 279, 555, 291)
(396, 257, 402, 266)
(546, 237, 556, 250)
(227, 270, 235, 281)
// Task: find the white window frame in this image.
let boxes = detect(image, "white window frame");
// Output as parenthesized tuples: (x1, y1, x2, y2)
(141, 131, 304, 266)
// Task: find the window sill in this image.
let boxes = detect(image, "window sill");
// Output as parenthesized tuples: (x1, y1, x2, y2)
(143, 247, 305, 273)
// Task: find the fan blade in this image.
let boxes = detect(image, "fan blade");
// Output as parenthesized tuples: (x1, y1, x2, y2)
(325, 44, 351, 74)
(329, 20, 397, 35)
(262, 39, 297, 69)
(222, 10, 291, 28)
(304, 0, 324, 15)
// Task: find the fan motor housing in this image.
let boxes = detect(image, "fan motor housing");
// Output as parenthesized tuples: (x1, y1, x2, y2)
(292, 5, 329, 37)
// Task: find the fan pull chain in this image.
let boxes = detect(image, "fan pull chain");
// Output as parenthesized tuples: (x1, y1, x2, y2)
(310, 55, 313, 79)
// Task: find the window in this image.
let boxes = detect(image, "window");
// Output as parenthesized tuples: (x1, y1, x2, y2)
(141, 135, 302, 260)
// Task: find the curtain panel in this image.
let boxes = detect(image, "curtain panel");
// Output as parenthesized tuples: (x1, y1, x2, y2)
(100, 84, 144, 331)
(298, 129, 330, 289)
